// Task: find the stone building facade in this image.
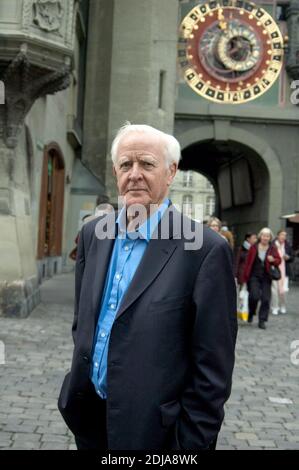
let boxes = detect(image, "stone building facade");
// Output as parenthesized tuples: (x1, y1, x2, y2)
(169, 170, 216, 221)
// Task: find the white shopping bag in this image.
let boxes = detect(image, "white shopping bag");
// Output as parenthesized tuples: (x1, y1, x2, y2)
(237, 286, 249, 321)
(284, 276, 289, 293)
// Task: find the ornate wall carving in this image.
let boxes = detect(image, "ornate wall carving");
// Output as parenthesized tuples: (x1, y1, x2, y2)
(33, 0, 64, 33)
(0, 1, 78, 149)
(21, 0, 76, 48)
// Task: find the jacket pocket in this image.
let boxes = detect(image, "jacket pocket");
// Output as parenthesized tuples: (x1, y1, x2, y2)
(149, 295, 189, 313)
(160, 399, 181, 427)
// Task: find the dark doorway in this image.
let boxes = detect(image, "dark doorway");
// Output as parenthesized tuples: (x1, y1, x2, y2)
(180, 139, 269, 243)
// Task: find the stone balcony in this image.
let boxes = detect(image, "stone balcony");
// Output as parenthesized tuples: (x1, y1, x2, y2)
(0, 0, 78, 148)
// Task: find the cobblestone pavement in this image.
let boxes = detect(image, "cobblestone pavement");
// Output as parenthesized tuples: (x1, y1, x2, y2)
(0, 273, 298, 450)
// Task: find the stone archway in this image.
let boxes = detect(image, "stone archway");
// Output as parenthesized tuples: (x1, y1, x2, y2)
(175, 122, 283, 235)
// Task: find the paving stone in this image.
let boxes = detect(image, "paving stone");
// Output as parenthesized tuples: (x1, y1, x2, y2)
(216, 445, 234, 450)
(36, 427, 68, 436)
(0, 442, 12, 448)
(283, 423, 299, 430)
(235, 432, 258, 440)
(40, 434, 70, 443)
(40, 442, 69, 450)
(248, 440, 277, 448)
(3, 424, 37, 433)
(0, 431, 13, 441)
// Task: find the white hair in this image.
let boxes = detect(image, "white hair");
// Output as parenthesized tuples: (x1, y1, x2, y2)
(111, 122, 181, 167)
(258, 227, 274, 241)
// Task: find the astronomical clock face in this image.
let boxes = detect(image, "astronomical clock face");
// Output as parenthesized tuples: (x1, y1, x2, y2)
(178, 0, 284, 104)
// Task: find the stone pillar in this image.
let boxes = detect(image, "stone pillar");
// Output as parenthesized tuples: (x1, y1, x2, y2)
(0, 141, 40, 317)
(82, 0, 115, 185)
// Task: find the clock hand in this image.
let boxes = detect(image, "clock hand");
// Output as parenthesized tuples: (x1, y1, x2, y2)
(217, 7, 227, 30)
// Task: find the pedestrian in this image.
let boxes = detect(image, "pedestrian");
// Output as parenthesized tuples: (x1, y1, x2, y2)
(68, 214, 92, 261)
(235, 232, 257, 285)
(242, 227, 281, 329)
(207, 216, 228, 242)
(271, 230, 294, 315)
(58, 123, 237, 451)
(221, 222, 235, 250)
(94, 195, 113, 217)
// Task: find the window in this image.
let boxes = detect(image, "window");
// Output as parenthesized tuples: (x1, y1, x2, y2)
(183, 171, 193, 188)
(205, 196, 215, 217)
(182, 195, 193, 218)
(0, 80, 4, 105)
(276, 4, 288, 22)
(158, 70, 166, 110)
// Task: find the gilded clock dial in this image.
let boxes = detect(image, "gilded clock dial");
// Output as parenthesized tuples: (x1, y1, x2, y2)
(178, 0, 284, 104)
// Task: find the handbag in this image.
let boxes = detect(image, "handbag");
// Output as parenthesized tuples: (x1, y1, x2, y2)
(269, 265, 281, 281)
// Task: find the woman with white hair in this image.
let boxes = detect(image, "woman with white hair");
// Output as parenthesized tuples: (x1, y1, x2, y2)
(242, 228, 281, 329)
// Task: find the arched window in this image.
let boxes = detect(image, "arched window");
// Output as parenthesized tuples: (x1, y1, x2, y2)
(205, 196, 215, 217)
(183, 171, 193, 188)
(182, 194, 193, 218)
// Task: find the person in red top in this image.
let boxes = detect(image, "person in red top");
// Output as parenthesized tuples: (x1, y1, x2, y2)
(242, 227, 281, 329)
(235, 232, 257, 285)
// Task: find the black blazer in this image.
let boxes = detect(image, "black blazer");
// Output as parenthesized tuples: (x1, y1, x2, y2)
(58, 205, 237, 450)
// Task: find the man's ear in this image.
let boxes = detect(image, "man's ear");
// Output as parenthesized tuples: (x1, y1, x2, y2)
(113, 166, 117, 176)
(167, 163, 177, 185)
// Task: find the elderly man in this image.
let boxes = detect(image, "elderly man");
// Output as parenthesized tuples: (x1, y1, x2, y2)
(58, 124, 237, 450)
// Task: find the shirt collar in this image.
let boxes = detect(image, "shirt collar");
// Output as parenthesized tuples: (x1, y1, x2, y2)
(116, 198, 170, 242)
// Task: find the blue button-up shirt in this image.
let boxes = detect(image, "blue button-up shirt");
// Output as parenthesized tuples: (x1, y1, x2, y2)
(91, 199, 169, 398)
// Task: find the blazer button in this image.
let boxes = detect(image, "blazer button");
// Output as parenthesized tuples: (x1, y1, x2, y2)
(82, 355, 90, 363)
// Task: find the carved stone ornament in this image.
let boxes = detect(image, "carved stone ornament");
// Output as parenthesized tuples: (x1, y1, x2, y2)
(0, 45, 71, 149)
(33, 0, 64, 32)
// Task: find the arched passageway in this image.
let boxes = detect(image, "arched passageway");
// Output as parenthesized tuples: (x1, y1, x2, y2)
(175, 123, 283, 243)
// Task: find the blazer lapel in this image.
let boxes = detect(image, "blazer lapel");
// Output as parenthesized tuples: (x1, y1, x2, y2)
(115, 205, 182, 321)
(91, 212, 117, 323)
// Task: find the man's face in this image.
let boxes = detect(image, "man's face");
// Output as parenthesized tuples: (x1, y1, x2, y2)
(113, 132, 177, 208)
